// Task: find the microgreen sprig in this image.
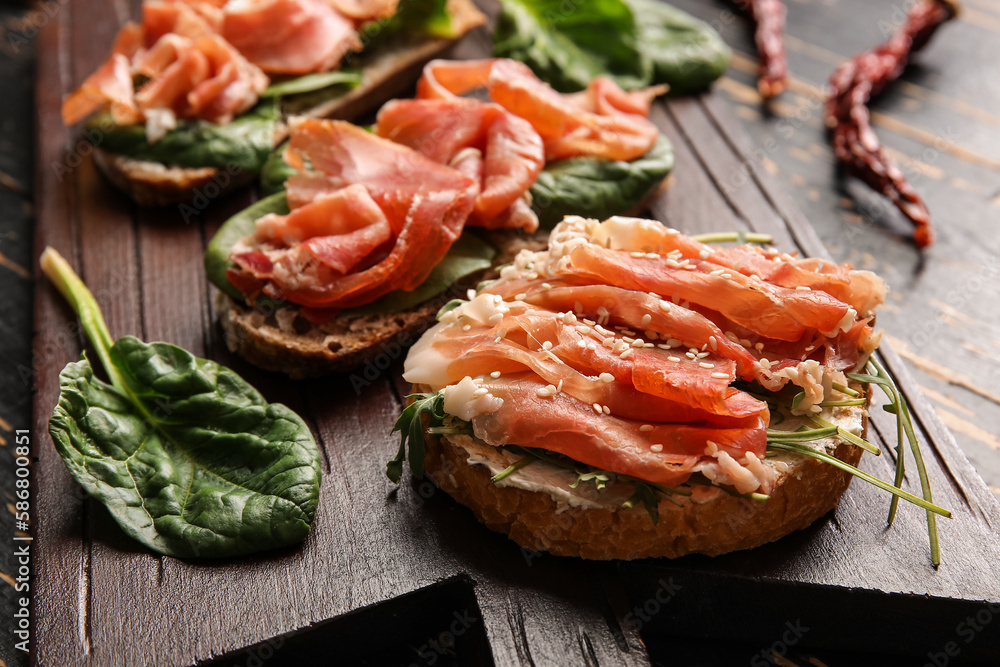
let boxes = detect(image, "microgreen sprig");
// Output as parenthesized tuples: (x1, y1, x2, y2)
(848, 356, 942, 565)
(690, 231, 774, 245)
(387, 391, 445, 483)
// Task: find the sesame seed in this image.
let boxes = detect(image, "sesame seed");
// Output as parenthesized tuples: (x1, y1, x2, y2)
(620, 348, 634, 359)
(701, 343, 708, 351)
(583, 318, 596, 326)
(697, 351, 710, 359)
(640, 313, 652, 326)
(711, 372, 729, 380)
(556, 380, 564, 392)
(462, 324, 472, 331)
(587, 342, 597, 351)
(699, 250, 710, 260)
(686, 352, 697, 359)
(630, 251, 645, 259)
(467, 289, 477, 300)
(595, 324, 612, 336)
(542, 341, 553, 351)
(760, 358, 772, 369)
(622, 336, 635, 344)
(537, 387, 551, 397)
(542, 283, 553, 290)
(657, 344, 670, 350)
(471, 387, 488, 398)
(621, 329, 636, 336)
(602, 338, 615, 348)
(575, 325, 591, 335)
(721, 273, 732, 280)
(665, 258, 680, 269)
(632, 339, 645, 348)
(710, 269, 725, 276)
(796, 285, 811, 291)
(668, 356, 681, 362)
(602, 405, 611, 415)
(708, 336, 718, 351)
(563, 312, 578, 325)
(640, 424, 654, 432)
(699, 362, 715, 369)
(515, 293, 527, 301)
(599, 372, 615, 383)
(593, 403, 602, 414)
(644, 252, 659, 259)
(666, 338, 682, 347)
(490, 371, 501, 378)
(650, 444, 664, 453)
(577, 339, 587, 348)
(805, 345, 816, 352)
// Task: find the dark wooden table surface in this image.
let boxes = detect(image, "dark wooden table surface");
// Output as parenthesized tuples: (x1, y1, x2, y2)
(3, 1, 1000, 666)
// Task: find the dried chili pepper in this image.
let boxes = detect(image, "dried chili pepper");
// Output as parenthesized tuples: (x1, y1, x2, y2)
(735, 0, 788, 98)
(825, 0, 959, 248)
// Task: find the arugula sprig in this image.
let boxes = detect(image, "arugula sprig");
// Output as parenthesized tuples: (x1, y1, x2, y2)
(387, 391, 445, 483)
(848, 357, 943, 565)
(766, 360, 949, 565)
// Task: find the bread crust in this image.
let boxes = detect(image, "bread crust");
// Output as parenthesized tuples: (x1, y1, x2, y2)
(92, 0, 487, 206)
(415, 384, 869, 560)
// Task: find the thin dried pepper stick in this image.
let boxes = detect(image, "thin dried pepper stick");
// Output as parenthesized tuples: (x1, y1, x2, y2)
(735, 0, 788, 98)
(825, 0, 959, 248)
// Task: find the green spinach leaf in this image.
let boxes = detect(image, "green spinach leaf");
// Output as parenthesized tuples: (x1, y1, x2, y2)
(261, 70, 361, 99)
(260, 147, 296, 197)
(43, 248, 322, 559)
(493, 0, 729, 94)
(493, 0, 649, 93)
(624, 0, 731, 95)
(375, 0, 454, 39)
(530, 134, 674, 229)
(91, 100, 279, 172)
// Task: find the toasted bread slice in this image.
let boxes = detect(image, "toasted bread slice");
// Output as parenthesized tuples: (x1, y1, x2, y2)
(94, 0, 487, 206)
(416, 383, 869, 560)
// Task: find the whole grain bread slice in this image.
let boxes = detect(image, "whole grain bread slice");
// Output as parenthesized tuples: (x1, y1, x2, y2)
(94, 0, 487, 206)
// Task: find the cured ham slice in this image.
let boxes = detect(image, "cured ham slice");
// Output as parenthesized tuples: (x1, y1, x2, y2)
(471, 375, 765, 488)
(328, 0, 399, 20)
(416, 58, 666, 161)
(229, 118, 478, 309)
(403, 215, 886, 493)
(222, 0, 361, 75)
(62, 2, 267, 128)
(376, 97, 545, 232)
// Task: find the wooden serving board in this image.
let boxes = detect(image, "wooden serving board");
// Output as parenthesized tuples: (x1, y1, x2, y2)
(32, 1, 1000, 665)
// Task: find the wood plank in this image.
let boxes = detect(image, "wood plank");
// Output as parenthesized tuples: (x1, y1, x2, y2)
(31, 0, 1000, 665)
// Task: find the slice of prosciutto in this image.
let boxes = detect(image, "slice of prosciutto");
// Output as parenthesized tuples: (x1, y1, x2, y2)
(228, 118, 478, 310)
(403, 215, 887, 493)
(222, 0, 361, 75)
(376, 97, 545, 232)
(62, 0, 268, 128)
(416, 58, 667, 162)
